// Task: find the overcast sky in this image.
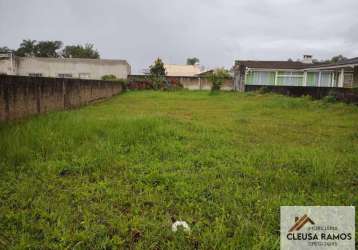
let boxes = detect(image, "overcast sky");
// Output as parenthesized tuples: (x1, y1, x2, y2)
(1, 0, 357, 73)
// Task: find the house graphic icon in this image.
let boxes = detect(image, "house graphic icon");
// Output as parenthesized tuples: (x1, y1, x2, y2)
(289, 214, 315, 232)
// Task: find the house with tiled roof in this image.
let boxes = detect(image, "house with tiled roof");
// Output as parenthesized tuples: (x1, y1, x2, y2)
(234, 55, 358, 91)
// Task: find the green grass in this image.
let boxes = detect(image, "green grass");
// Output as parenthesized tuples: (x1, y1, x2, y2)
(0, 91, 357, 249)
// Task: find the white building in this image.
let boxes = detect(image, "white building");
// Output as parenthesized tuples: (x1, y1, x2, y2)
(0, 53, 131, 80)
(234, 55, 358, 90)
(164, 64, 202, 77)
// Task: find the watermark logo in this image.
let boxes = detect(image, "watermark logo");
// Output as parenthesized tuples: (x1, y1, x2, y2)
(281, 206, 355, 250)
(289, 214, 315, 232)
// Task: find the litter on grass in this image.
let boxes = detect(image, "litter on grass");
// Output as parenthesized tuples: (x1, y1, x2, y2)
(172, 221, 190, 232)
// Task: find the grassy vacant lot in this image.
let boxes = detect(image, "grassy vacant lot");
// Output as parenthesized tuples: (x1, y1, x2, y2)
(0, 91, 357, 249)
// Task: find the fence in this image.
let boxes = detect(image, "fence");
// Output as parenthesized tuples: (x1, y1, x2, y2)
(0, 75, 123, 121)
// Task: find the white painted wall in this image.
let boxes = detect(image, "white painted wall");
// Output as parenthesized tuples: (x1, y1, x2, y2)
(0, 54, 16, 75)
(0, 59, 10, 74)
(15, 57, 130, 79)
(0, 56, 130, 79)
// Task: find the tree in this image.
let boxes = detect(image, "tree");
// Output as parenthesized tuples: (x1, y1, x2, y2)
(0, 47, 12, 53)
(149, 58, 166, 76)
(36, 41, 62, 57)
(15, 39, 37, 57)
(187, 57, 200, 65)
(329, 54, 347, 63)
(148, 58, 167, 89)
(314, 54, 348, 64)
(15, 39, 62, 57)
(62, 44, 100, 59)
(207, 68, 231, 91)
(14, 40, 101, 58)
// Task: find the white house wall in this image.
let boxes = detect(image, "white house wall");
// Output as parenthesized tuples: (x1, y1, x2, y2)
(244, 69, 353, 88)
(15, 57, 130, 80)
(0, 60, 10, 74)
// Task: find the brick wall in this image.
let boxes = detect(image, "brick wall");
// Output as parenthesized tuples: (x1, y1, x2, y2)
(0, 75, 123, 121)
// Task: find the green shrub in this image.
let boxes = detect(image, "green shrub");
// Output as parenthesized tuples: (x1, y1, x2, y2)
(101, 75, 128, 90)
(322, 90, 338, 103)
(257, 87, 271, 94)
(207, 68, 230, 91)
(101, 74, 118, 81)
(322, 95, 337, 103)
(149, 76, 166, 90)
(351, 87, 358, 94)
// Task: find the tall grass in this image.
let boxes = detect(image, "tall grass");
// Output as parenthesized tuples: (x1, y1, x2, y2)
(0, 91, 357, 249)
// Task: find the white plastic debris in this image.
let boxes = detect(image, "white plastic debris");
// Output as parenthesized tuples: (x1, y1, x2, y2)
(172, 221, 191, 232)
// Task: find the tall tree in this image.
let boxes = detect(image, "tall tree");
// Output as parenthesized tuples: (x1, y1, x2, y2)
(186, 57, 200, 65)
(0, 47, 12, 53)
(36, 41, 62, 57)
(314, 54, 348, 64)
(15, 40, 62, 57)
(149, 58, 166, 76)
(62, 44, 100, 59)
(329, 54, 347, 63)
(15, 39, 37, 57)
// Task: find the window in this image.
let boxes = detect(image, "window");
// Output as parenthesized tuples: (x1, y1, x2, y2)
(306, 72, 319, 87)
(79, 73, 91, 79)
(57, 73, 73, 78)
(29, 73, 42, 77)
(276, 71, 304, 86)
(320, 72, 332, 87)
(246, 71, 275, 85)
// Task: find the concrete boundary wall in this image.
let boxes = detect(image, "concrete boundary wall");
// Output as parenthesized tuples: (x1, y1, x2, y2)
(0, 75, 123, 121)
(175, 77, 234, 91)
(128, 75, 235, 91)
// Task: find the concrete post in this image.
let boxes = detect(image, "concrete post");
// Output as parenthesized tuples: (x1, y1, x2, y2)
(234, 65, 246, 92)
(338, 68, 344, 88)
(353, 66, 358, 88)
(303, 71, 307, 87)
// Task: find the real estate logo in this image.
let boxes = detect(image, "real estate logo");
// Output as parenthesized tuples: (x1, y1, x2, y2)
(289, 214, 315, 232)
(280, 206, 355, 250)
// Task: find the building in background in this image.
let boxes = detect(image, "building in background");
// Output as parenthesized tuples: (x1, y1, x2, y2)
(0, 53, 131, 80)
(164, 64, 202, 77)
(234, 55, 358, 91)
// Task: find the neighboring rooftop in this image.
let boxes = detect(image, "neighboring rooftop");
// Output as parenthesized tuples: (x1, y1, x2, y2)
(236, 60, 307, 70)
(307, 57, 358, 69)
(236, 55, 358, 70)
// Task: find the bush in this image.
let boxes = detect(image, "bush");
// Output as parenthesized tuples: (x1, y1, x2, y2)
(322, 90, 338, 103)
(351, 87, 358, 94)
(101, 74, 118, 81)
(322, 95, 337, 103)
(257, 87, 271, 94)
(207, 68, 230, 91)
(101, 75, 128, 90)
(150, 76, 166, 90)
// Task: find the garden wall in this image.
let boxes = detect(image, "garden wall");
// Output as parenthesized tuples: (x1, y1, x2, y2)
(245, 85, 358, 104)
(0, 75, 123, 121)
